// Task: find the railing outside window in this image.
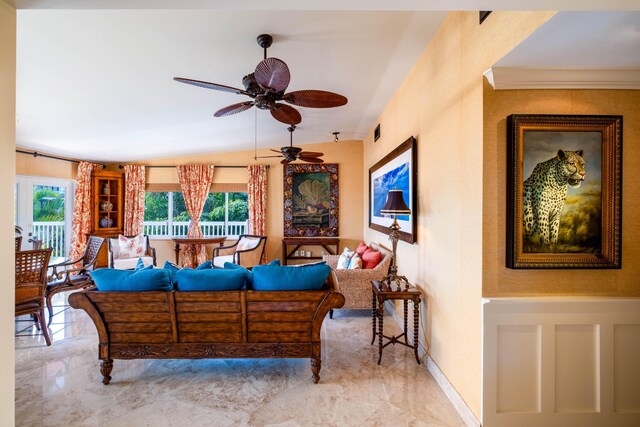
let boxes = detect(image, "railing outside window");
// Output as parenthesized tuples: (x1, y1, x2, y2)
(143, 220, 247, 239)
(32, 221, 65, 258)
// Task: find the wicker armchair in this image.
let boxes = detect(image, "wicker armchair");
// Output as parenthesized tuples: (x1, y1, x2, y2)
(46, 236, 105, 325)
(16, 248, 53, 346)
(323, 242, 392, 318)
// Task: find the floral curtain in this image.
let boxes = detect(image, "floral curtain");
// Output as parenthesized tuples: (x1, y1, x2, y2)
(123, 165, 146, 236)
(68, 161, 104, 261)
(176, 164, 214, 267)
(247, 164, 268, 239)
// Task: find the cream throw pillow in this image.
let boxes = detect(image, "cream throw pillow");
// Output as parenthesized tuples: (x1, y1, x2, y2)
(348, 253, 362, 269)
(336, 247, 354, 270)
(118, 234, 146, 259)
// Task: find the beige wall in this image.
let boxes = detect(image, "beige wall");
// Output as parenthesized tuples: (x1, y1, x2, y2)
(483, 82, 640, 297)
(126, 139, 365, 265)
(0, 0, 16, 424)
(16, 150, 78, 179)
(362, 11, 555, 419)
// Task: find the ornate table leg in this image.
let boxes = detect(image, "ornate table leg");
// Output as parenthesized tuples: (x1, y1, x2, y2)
(414, 298, 421, 364)
(377, 297, 384, 365)
(403, 299, 409, 344)
(311, 356, 322, 384)
(371, 290, 377, 345)
(174, 242, 181, 265)
(101, 359, 113, 385)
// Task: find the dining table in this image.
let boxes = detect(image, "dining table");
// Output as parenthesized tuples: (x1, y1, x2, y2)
(171, 236, 227, 267)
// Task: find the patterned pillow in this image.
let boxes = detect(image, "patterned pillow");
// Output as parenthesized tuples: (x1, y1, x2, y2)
(336, 248, 355, 270)
(118, 234, 146, 259)
(348, 253, 362, 270)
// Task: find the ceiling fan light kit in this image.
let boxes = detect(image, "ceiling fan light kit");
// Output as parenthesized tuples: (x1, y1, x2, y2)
(174, 34, 348, 126)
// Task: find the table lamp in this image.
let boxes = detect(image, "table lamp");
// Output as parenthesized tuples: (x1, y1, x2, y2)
(380, 189, 411, 290)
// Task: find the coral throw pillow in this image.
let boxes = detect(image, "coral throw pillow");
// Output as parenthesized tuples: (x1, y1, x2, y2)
(356, 242, 369, 257)
(336, 248, 355, 270)
(361, 248, 383, 269)
(118, 234, 146, 259)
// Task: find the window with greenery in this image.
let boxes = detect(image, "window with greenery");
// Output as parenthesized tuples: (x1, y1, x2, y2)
(143, 192, 248, 238)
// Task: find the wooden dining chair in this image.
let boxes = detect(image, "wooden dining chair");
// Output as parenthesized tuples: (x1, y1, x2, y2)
(46, 236, 105, 325)
(16, 248, 53, 346)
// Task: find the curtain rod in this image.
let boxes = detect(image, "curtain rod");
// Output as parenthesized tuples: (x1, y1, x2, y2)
(118, 164, 269, 169)
(16, 149, 107, 168)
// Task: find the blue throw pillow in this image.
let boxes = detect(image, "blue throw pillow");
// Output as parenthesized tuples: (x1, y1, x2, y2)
(251, 264, 331, 291)
(196, 260, 212, 270)
(175, 268, 247, 291)
(267, 259, 281, 266)
(135, 258, 145, 270)
(223, 262, 252, 285)
(91, 268, 173, 292)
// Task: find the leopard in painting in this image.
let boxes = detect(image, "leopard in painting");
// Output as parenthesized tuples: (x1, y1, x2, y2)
(523, 149, 586, 245)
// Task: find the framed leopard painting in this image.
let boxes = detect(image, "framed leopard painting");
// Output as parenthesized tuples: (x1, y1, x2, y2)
(506, 114, 622, 269)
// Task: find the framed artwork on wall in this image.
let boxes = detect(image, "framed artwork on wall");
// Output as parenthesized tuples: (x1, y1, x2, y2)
(283, 163, 339, 237)
(368, 136, 417, 244)
(506, 114, 622, 269)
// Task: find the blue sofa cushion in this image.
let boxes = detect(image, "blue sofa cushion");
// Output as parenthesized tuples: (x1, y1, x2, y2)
(251, 263, 331, 291)
(91, 267, 172, 292)
(175, 268, 247, 291)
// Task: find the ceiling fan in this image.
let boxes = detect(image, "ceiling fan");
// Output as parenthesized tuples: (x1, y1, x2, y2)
(174, 34, 348, 126)
(256, 125, 324, 164)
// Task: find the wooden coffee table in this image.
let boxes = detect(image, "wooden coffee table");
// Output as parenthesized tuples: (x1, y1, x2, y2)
(371, 280, 421, 365)
(172, 237, 226, 267)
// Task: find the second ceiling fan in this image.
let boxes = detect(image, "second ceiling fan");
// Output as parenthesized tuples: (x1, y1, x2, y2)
(174, 34, 348, 126)
(256, 125, 324, 164)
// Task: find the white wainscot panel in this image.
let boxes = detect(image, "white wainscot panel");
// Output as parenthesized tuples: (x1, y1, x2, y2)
(483, 298, 640, 427)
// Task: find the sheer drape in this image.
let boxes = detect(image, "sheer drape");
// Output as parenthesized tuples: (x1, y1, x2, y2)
(68, 162, 104, 261)
(247, 165, 268, 262)
(123, 165, 145, 236)
(176, 164, 214, 267)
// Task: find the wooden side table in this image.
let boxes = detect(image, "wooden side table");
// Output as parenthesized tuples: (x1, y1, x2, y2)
(282, 237, 340, 265)
(172, 237, 226, 267)
(371, 280, 421, 365)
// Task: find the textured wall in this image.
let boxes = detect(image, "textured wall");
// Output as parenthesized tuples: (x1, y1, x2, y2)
(483, 82, 640, 296)
(362, 11, 555, 419)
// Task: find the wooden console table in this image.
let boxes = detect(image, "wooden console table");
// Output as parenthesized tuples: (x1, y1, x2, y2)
(371, 280, 421, 365)
(172, 237, 226, 267)
(282, 237, 340, 265)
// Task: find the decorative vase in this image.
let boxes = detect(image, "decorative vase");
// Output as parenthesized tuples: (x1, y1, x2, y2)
(99, 217, 108, 228)
(102, 183, 110, 195)
(100, 201, 113, 211)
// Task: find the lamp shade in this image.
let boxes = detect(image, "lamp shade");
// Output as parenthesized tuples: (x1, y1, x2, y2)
(380, 189, 411, 215)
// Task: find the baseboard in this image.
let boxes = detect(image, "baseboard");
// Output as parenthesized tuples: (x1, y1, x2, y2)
(386, 301, 481, 427)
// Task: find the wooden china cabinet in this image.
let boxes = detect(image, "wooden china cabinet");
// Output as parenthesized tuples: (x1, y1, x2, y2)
(90, 170, 124, 268)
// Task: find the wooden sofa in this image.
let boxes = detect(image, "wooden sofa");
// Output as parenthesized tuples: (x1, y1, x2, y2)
(68, 272, 344, 384)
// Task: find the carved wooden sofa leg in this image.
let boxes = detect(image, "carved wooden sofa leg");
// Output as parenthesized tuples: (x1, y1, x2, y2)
(311, 356, 322, 384)
(100, 359, 113, 385)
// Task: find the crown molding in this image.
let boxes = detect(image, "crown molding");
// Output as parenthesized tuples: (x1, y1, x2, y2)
(484, 67, 640, 90)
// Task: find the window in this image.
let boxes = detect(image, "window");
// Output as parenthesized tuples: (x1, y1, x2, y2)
(143, 192, 248, 238)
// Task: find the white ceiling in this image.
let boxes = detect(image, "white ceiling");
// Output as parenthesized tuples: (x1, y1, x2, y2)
(14, 2, 640, 163)
(16, 9, 445, 162)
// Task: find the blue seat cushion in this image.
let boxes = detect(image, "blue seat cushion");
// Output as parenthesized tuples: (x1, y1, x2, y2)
(251, 263, 331, 291)
(90, 267, 172, 292)
(175, 268, 247, 291)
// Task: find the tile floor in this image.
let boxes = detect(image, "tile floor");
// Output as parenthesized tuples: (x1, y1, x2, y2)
(15, 293, 465, 427)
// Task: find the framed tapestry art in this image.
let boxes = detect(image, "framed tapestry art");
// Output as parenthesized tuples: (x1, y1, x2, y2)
(507, 115, 622, 269)
(283, 163, 339, 237)
(369, 136, 417, 244)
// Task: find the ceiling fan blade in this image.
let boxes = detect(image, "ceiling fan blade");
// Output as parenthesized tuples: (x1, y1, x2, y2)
(271, 104, 302, 125)
(270, 149, 284, 154)
(255, 155, 284, 159)
(214, 102, 255, 117)
(298, 156, 325, 164)
(281, 158, 292, 165)
(174, 77, 248, 95)
(254, 58, 290, 92)
(299, 151, 324, 157)
(283, 90, 348, 108)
